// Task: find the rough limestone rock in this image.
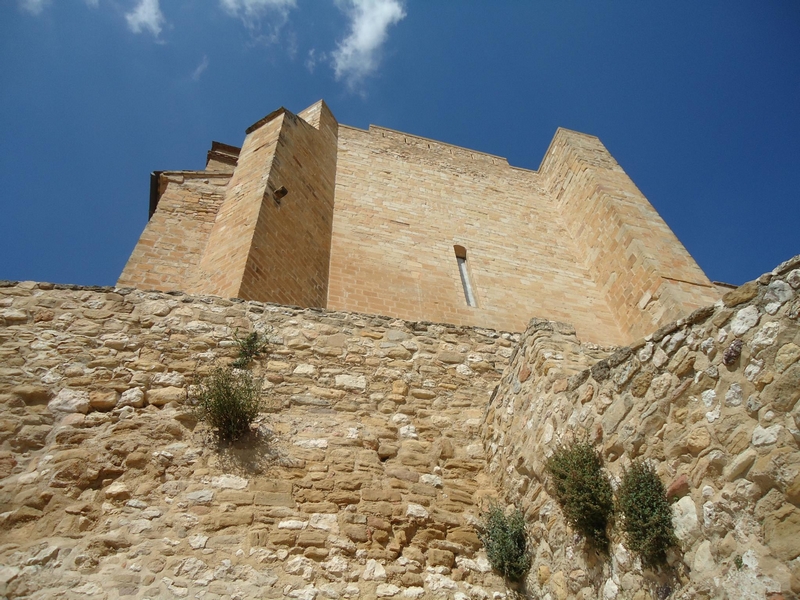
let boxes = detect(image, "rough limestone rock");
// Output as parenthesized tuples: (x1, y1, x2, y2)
(1, 256, 798, 599)
(47, 389, 90, 415)
(483, 257, 800, 599)
(0, 282, 516, 600)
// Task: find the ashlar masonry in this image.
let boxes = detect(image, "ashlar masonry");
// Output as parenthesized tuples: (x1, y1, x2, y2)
(119, 100, 721, 345)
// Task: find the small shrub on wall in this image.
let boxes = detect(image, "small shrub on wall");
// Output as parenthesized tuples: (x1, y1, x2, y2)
(617, 461, 677, 566)
(193, 366, 262, 443)
(478, 503, 530, 582)
(232, 329, 270, 368)
(545, 440, 614, 550)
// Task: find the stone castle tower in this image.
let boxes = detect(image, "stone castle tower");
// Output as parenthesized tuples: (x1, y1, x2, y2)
(119, 100, 721, 345)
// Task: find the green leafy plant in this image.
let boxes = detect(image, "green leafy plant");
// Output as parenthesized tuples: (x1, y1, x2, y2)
(545, 439, 613, 549)
(194, 366, 262, 443)
(617, 461, 677, 566)
(232, 329, 270, 368)
(478, 503, 530, 582)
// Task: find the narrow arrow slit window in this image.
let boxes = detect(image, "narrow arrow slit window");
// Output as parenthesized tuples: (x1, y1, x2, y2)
(454, 245, 477, 307)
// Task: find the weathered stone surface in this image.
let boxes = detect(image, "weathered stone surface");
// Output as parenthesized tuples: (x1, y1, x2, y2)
(12, 385, 50, 403)
(296, 530, 327, 547)
(427, 548, 455, 568)
(764, 505, 800, 560)
(775, 343, 800, 373)
(752, 424, 782, 447)
(730, 306, 760, 335)
(763, 363, 800, 411)
(672, 496, 700, 544)
(254, 492, 295, 507)
(629, 369, 654, 397)
(145, 386, 184, 406)
(687, 427, 711, 455)
(104, 481, 131, 500)
(89, 389, 119, 410)
(48, 388, 90, 415)
(723, 281, 759, 307)
(211, 510, 254, 529)
(119, 387, 145, 408)
(0, 260, 796, 600)
(667, 474, 690, 500)
(335, 374, 367, 391)
(725, 448, 758, 481)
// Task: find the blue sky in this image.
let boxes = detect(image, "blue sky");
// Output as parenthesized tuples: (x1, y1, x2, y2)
(1, 0, 798, 288)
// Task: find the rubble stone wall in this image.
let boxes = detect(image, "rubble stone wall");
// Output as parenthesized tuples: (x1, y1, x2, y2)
(3, 254, 798, 600)
(483, 255, 800, 599)
(0, 281, 516, 600)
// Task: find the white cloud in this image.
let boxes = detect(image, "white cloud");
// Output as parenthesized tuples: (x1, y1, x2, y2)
(19, 0, 49, 15)
(305, 48, 318, 73)
(332, 0, 405, 87)
(220, 0, 296, 19)
(125, 0, 165, 37)
(192, 55, 210, 81)
(219, 0, 296, 42)
(19, 0, 97, 15)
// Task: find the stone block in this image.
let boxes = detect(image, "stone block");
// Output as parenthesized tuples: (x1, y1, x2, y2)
(252, 479, 293, 493)
(343, 524, 369, 543)
(254, 492, 295, 507)
(426, 548, 455, 568)
(446, 528, 481, 551)
(145, 386, 184, 406)
(89, 390, 119, 411)
(723, 281, 759, 307)
(268, 530, 296, 547)
(303, 546, 329, 560)
(764, 504, 800, 560)
(328, 491, 361, 505)
(211, 510, 254, 530)
(361, 488, 402, 503)
(217, 490, 255, 505)
(360, 501, 394, 516)
(299, 502, 338, 513)
(297, 530, 328, 547)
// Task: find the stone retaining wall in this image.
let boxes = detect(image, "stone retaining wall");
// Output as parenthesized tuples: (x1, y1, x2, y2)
(483, 255, 800, 599)
(2, 253, 798, 600)
(0, 282, 516, 599)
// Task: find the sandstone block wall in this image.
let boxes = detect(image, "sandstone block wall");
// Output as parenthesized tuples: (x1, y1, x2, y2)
(483, 255, 800, 599)
(194, 103, 339, 306)
(120, 100, 720, 347)
(0, 280, 517, 599)
(539, 129, 720, 341)
(327, 125, 624, 344)
(117, 173, 230, 292)
(232, 103, 337, 307)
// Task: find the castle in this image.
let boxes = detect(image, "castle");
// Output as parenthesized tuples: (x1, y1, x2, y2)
(119, 100, 722, 345)
(2, 100, 797, 599)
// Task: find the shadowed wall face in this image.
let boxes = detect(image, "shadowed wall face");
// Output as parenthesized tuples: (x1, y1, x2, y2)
(194, 112, 286, 299)
(117, 174, 229, 292)
(195, 103, 338, 306)
(236, 105, 338, 308)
